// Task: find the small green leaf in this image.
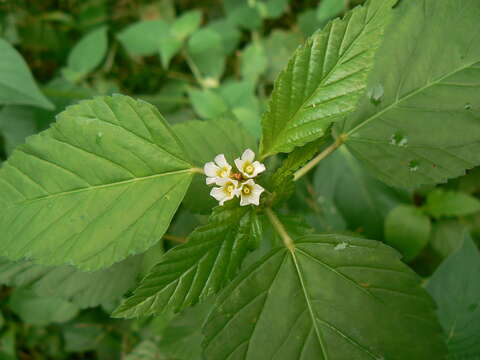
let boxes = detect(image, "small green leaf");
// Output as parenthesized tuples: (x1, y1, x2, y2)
(126, 340, 162, 360)
(256, 0, 289, 19)
(0, 39, 53, 109)
(259, 0, 396, 157)
(117, 20, 169, 56)
(0, 95, 194, 270)
(64, 26, 108, 82)
(423, 189, 480, 219)
(203, 235, 447, 359)
(187, 88, 229, 119)
(431, 220, 466, 258)
(341, 0, 480, 188)
(317, 0, 345, 24)
(0, 105, 37, 156)
(0, 255, 141, 308)
(384, 205, 431, 261)
(427, 234, 480, 358)
(224, 0, 262, 30)
(9, 288, 79, 326)
(263, 30, 303, 82)
(241, 42, 267, 82)
(208, 19, 241, 55)
(187, 29, 226, 82)
(171, 10, 202, 40)
(113, 203, 259, 318)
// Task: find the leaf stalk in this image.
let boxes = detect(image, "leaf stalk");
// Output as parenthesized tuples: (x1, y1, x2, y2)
(265, 207, 295, 251)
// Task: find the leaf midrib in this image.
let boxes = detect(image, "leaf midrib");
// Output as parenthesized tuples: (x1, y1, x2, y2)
(345, 59, 480, 136)
(11, 168, 194, 207)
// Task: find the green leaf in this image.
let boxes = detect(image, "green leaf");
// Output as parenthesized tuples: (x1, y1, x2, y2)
(173, 116, 256, 214)
(113, 202, 259, 318)
(187, 88, 229, 119)
(208, 19, 241, 55)
(317, 0, 345, 24)
(203, 234, 447, 359)
(0, 105, 37, 156)
(126, 340, 162, 360)
(0, 95, 194, 270)
(427, 234, 480, 358)
(423, 189, 480, 219)
(187, 29, 226, 82)
(241, 42, 267, 82)
(256, 0, 289, 19)
(63, 26, 108, 82)
(431, 220, 466, 258)
(384, 205, 431, 262)
(224, 0, 262, 30)
(9, 288, 79, 326)
(117, 20, 169, 56)
(263, 30, 303, 82)
(171, 10, 202, 40)
(313, 147, 406, 240)
(0, 255, 141, 308)
(259, 0, 396, 158)
(0, 38, 53, 109)
(340, 0, 480, 188)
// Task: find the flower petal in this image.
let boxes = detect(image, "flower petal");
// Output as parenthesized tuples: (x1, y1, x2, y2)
(241, 148, 255, 162)
(234, 158, 245, 173)
(251, 161, 266, 177)
(210, 187, 227, 203)
(214, 154, 229, 168)
(204, 162, 219, 177)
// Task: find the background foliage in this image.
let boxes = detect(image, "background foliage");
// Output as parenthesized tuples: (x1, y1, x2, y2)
(0, 0, 479, 358)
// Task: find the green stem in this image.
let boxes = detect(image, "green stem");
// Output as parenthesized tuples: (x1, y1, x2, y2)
(293, 134, 347, 181)
(265, 208, 295, 251)
(190, 167, 204, 175)
(183, 50, 206, 89)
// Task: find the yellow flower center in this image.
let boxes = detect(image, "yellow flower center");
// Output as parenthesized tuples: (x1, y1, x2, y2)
(242, 185, 252, 195)
(217, 168, 227, 177)
(226, 183, 235, 194)
(244, 164, 254, 175)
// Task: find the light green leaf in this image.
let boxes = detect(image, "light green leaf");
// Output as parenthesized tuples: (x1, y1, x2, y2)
(427, 234, 480, 358)
(64, 26, 108, 82)
(158, 37, 183, 69)
(384, 205, 431, 261)
(203, 234, 447, 359)
(187, 88, 229, 119)
(208, 19, 241, 55)
(298, 9, 319, 37)
(224, 0, 262, 30)
(171, 10, 202, 40)
(187, 29, 226, 81)
(340, 0, 480, 188)
(241, 42, 267, 82)
(117, 20, 169, 56)
(314, 147, 406, 240)
(423, 189, 480, 219)
(259, 0, 395, 158)
(431, 220, 466, 258)
(0, 38, 53, 109)
(0, 255, 141, 308)
(317, 0, 345, 24)
(256, 0, 289, 19)
(174, 116, 257, 214)
(9, 288, 79, 326)
(0, 95, 194, 270)
(113, 203, 259, 318)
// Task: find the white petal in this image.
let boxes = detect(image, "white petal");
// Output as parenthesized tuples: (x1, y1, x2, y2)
(241, 148, 255, 162)
(234, 158, 245, 173)
(206, 176, 219, 185)
(240, 195, 251, 206)
(204, 162, 219, 177)
(214, 154, 229, 168)
(251, 161, 266, 177)
(210, 187, 228, 203)
(243, 179, 256, 187)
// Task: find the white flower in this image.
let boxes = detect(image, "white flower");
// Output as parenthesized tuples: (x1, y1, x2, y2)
(234, 149, 266, 179)
(204, 154, 232, 185)
(239, 179, 264, 206)
(210, 178, 240, 206)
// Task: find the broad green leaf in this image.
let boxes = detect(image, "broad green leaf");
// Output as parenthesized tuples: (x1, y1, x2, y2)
(187, 29, 225, 82)
(431, 220, 466, 258)
(427, 234, 480, 358)
(187, 88, 229, 119)
(9, 288, 79, 326)
(0, 255, 141, 308)
(113, 202, 259, 318)
(173, 116, 257, 214)
(63, 26, 108, 82)
(0, 95, 194, 270)
(423, 189, 480, 219)
(117, 20, 169, 56)
(0, 38, 53, 109)
(203, 234, 447, 359)
(340, 0, 480, 188)
(313, 147, 406, 240)
(384, 205, 431, 262)
(0, 105, 37, 156)
(259, 0, 396, 158)
(317, 0, 345, 24)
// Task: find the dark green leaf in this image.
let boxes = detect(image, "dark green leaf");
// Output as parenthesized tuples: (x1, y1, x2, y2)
(431, 220, 466, 258)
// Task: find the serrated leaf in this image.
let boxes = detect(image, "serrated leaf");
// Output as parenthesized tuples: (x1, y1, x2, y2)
(423, 189, 480, 219)
(0, 95, 194, 270)
(427, 234, 480, 358)
(203, 234, 446, 359)
(259, 0, 396, 158)
(64, 26, 108, 82)
(117, 20, 169, 56)
(173, 116, 256, 214)
(384, 205, 431, 262)
(340, 0, 480, 188)
(113, 202, 259, 318)
(0, 39, 53, 109)
(0, 255, 141, 309)
(313, 147, 406, 240)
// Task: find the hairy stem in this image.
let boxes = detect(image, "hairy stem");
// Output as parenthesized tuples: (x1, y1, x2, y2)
(265, 208, 295, 251)
(293, 134, 347, 181)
